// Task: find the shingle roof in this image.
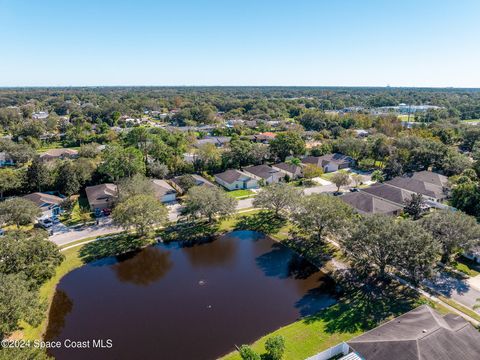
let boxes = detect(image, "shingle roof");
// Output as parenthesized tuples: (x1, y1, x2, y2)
(386, 177, 446, 200)
(151, 179, 177, 197)
(215, 169, 251, 183)
(410, 171, 449, 188)
(273, 162, 302, 175)
(347, 305, 480, 360)
(171, 174, 214, 191)
(362, 183, 413, 206)
(244, 165, 281, 180)
(301, 153, 353, 167)
(23, 192, 63, 207)
(85, 183, 118, 207)
(341, 192, 402, 215)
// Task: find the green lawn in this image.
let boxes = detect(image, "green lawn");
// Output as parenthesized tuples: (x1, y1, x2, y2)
(462, 119, 480, 123)
(36, 142, 80, 153)
(452, 256, 480, 277)
(221, 310, 361, 360)
(226, 189, 255, 199)
(59, 197, 95, 227)
(221, 282, 446, 360)
(320, 169, 350, 181)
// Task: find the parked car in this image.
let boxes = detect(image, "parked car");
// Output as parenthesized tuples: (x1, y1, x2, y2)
(349, 188, 360, 192)
(38, 218, 54, 229)
(102, 208, 112, 216)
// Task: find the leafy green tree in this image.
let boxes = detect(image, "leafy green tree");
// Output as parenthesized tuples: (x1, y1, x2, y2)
(26, 156, 50, 192)
(343, 215, 397, 278)
(420, 210, 480, 264)
(291, 194, 354, 244)
(195, 143, 221, 172)
(175, 174, 197, 193)
(0, 273, 44, 338)
(118, 174, 154, 201)
(112, 194, 168, 236)
(265, 335, 286, 360)
(450, 182, 480, 217)
(147, 161, 169, 179)
(253, 183, 302, 217)
(395, 220, 440, 285)
(270, 132, 306, 161)
(403, 193, 425, 220)
(0, 230, 64, 286)
(183, 186, 237, 222)
(238, 345, 260, 360)
(56, 160, 81, 196)
(0, 168, 22, 199)
(78, 142, 101, 158)
(371, 170, 385, 183)
(0, 198, 41, 228)
(303, 164, 323, 179)
(330, 172, 351, 192)
(99, 145, 145, 181)
(343, 215, 438, 282)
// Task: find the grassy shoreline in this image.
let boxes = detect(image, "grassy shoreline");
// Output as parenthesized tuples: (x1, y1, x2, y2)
(18, 210, 455, 360)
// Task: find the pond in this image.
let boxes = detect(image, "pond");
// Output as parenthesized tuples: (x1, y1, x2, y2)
(46, 231, 337, 360)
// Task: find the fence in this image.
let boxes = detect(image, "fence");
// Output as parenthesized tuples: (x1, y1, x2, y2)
(305, 342, 349, 360)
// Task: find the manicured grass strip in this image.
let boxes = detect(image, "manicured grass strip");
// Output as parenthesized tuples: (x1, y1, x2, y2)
(452, 257, 480, 277)
(438, 296, 480, 322)
(220, 311, 361, 360)
(226, 189, 255, 199)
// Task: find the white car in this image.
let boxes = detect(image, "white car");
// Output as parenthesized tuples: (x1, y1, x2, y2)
(38, 218, 54, 229)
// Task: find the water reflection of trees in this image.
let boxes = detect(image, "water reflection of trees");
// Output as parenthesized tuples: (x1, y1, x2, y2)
(44, 290, 73, 341)
(182, 238, 236, 267)
(112, 247, 173, 286)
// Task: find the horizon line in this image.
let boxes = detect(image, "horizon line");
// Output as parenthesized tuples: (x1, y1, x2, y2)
(1, 85, 480, 90)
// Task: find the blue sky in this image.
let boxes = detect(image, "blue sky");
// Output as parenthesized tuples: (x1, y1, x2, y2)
(0, 0, 479, 87)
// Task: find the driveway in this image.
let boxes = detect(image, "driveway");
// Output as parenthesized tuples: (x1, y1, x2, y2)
(423, 270, 480, 310)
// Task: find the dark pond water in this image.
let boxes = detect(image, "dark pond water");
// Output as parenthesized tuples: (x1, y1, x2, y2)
(46, 231, 337, 360)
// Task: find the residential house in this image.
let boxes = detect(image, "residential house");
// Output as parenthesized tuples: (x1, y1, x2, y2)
(361, 183, 413, 207)
(341, 191, 402, 216)
(171, 174, 214, 194)
(39, 148, 79, 162)
(214, 169, 258, 191)
(302, 153, 354, 173)
(248, 132, 277, 144)
(244, 164, 285, 184)
(151, 179, 177, 203)
(23, 192, 63, 219)
(308, 305, 480, 360)
(385, 176, 447, 202)
(0, 151, 15, 167)
(410, 170, 449, 188)
(85, 183, 118, 212)
(272, 162, 303, 180)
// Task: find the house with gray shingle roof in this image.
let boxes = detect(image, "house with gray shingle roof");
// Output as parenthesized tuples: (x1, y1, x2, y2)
(308, 305, 480, 360)
(301, 153, 353, 173)
(244, 164, 284, 184)
(214, 169, 258, 191)
(341, 191, 402, 216)
(272, 162, 303, 179)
